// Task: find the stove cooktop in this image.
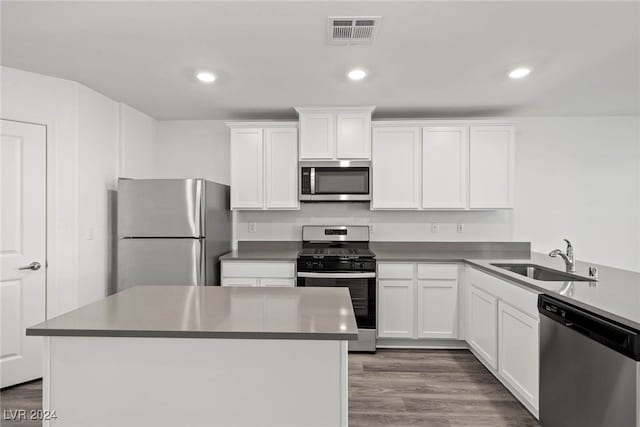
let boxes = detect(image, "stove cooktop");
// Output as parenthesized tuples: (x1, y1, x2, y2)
(300, 247, 375, 258)
(298, 247, 376, 259)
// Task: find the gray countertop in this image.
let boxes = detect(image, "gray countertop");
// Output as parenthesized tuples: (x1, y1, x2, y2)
(223, 240, 640, 331)
(220, 241, 530, 262)
(467, 253, 640, 331)
(220, 241, 301, 261)
(370, 241, 531, 261)
(27, 286, 358, 340)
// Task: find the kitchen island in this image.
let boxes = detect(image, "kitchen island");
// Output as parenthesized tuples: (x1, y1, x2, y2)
(27, 286, 358, 427)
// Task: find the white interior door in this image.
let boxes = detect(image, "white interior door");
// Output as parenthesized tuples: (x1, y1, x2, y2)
(1, 119, 46, 388)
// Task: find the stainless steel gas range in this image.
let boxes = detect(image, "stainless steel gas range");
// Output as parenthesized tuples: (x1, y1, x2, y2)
(296, 225, 376, 352)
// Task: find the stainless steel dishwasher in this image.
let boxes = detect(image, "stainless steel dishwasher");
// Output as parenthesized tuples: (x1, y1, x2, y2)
(538, 294, 640, 427)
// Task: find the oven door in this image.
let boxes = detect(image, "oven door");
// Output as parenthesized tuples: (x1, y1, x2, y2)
(297, 272, 376, 329)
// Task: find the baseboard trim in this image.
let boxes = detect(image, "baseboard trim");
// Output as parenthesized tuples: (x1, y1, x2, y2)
(376, 338, 468, 349)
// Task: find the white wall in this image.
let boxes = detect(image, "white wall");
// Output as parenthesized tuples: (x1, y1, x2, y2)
(512, 116, 640, 271)
(77, 85, 119, 305)
(236, 206, 513, 242)
(119, 104, 156, 178)
(154, 120, 229, 184)
(1, 66, 158, 315)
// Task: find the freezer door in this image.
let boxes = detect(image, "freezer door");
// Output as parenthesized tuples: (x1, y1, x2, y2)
(117, 238, 205, 291)
(118, 178, 203, 237)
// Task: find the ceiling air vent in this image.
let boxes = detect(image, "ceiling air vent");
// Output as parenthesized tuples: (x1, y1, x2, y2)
(327, 16, 381, 45)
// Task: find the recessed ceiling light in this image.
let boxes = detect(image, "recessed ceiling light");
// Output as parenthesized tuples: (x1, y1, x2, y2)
(508, 67, 532, 79)
(196, 71, 216, 83)
(347, 68, 367, 81)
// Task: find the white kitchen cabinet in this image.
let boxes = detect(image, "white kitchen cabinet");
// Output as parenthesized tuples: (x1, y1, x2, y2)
(498, 300, 539, 412)
(265, 128, 299, 209)
(371, 127, 421, 209)
(298, 112, 334, 159)
(378, 279, 415, 338)
(221, 260, 296, 287)
(296, 107, 374, 160)
(416, 264, 459, 338)
(469, 125, 515, 209)
(336, 112, 371, 159)
(465, 266, 540, 417)
(372, 121, 515, 211)
(230, 128, 264, 209)
(228, 123, 299, 210)
(378, 263, 459, 340)
(467, 284, 498, 369)
(421, 126, 468, 209)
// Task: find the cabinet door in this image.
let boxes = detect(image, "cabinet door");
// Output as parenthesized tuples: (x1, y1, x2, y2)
(221, 278, 258, 287)
(260, 278, 295, 287)
(417, 280, 458, 338)
(299, 112, 335, 160)
(230, 128, 264, 209)
(422, 127, 468, 209)
(469, 125, 514, 209)
(498, 301, 539, 412)
(264, 127, 299, 209)
(336, 112, 371, 159)
(371, 127, 421, 209)
(378, 279, 415, 338)
(468, 284, 498, 369)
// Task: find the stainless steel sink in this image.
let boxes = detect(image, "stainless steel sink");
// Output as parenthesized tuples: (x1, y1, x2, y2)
(490, 263, 592, 282)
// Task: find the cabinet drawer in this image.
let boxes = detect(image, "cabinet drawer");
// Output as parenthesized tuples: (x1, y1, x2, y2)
(221, 278, 258, 287)
(417, 264, 458, 280)
(261, 278, 295, 287)
(222, 261, 295, 278)
(378, 263, 414, 279)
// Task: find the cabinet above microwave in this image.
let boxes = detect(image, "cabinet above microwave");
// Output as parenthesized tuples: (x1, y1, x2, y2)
(295, 106, 375, 161)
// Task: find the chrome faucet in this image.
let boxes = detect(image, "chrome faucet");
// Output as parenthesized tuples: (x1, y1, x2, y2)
(549, 239, 575, 273)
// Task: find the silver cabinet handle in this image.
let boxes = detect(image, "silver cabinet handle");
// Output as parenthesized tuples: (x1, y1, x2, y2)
(18, 262, 41, 271)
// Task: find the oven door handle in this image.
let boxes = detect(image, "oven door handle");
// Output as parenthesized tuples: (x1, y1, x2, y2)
(297, 272, 376, 279)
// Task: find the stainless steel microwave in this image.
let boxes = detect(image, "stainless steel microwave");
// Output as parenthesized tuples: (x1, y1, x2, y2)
(300, 161, 371, 202)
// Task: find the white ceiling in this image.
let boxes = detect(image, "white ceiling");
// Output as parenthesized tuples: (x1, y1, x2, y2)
(2, 1, 639, 120)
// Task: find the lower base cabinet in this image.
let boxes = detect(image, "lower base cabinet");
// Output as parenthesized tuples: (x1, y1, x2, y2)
(378, 263, 459, 340)
(378, 279, 415, 338)
(467, 284, 498, 369)
(221, 261, 295, 287)
(466, 267, 540, 418)
(498, 300, 539, 412)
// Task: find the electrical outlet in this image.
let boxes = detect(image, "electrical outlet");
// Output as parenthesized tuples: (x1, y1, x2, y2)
(457, 223, 465, 233)
(248, 222, 257, 233)
(431, 223, 439, 233)
(369, 224, 375, 234)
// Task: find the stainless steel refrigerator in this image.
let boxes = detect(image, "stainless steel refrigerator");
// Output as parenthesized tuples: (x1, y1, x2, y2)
(117, 178, 231, 291)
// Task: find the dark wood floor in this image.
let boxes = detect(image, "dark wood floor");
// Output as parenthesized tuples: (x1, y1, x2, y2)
(1, 349, 538, 426)
(349, 349, 539, 426)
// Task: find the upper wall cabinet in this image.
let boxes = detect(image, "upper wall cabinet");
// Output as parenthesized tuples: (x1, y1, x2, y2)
(296, 107, 375, 160)
(469, 125, 515, 209)
(228, 122, 299, 210)
(422, 126, 469, 209)
(372, 127, 421, 209)
(372, 122, 515, 210)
